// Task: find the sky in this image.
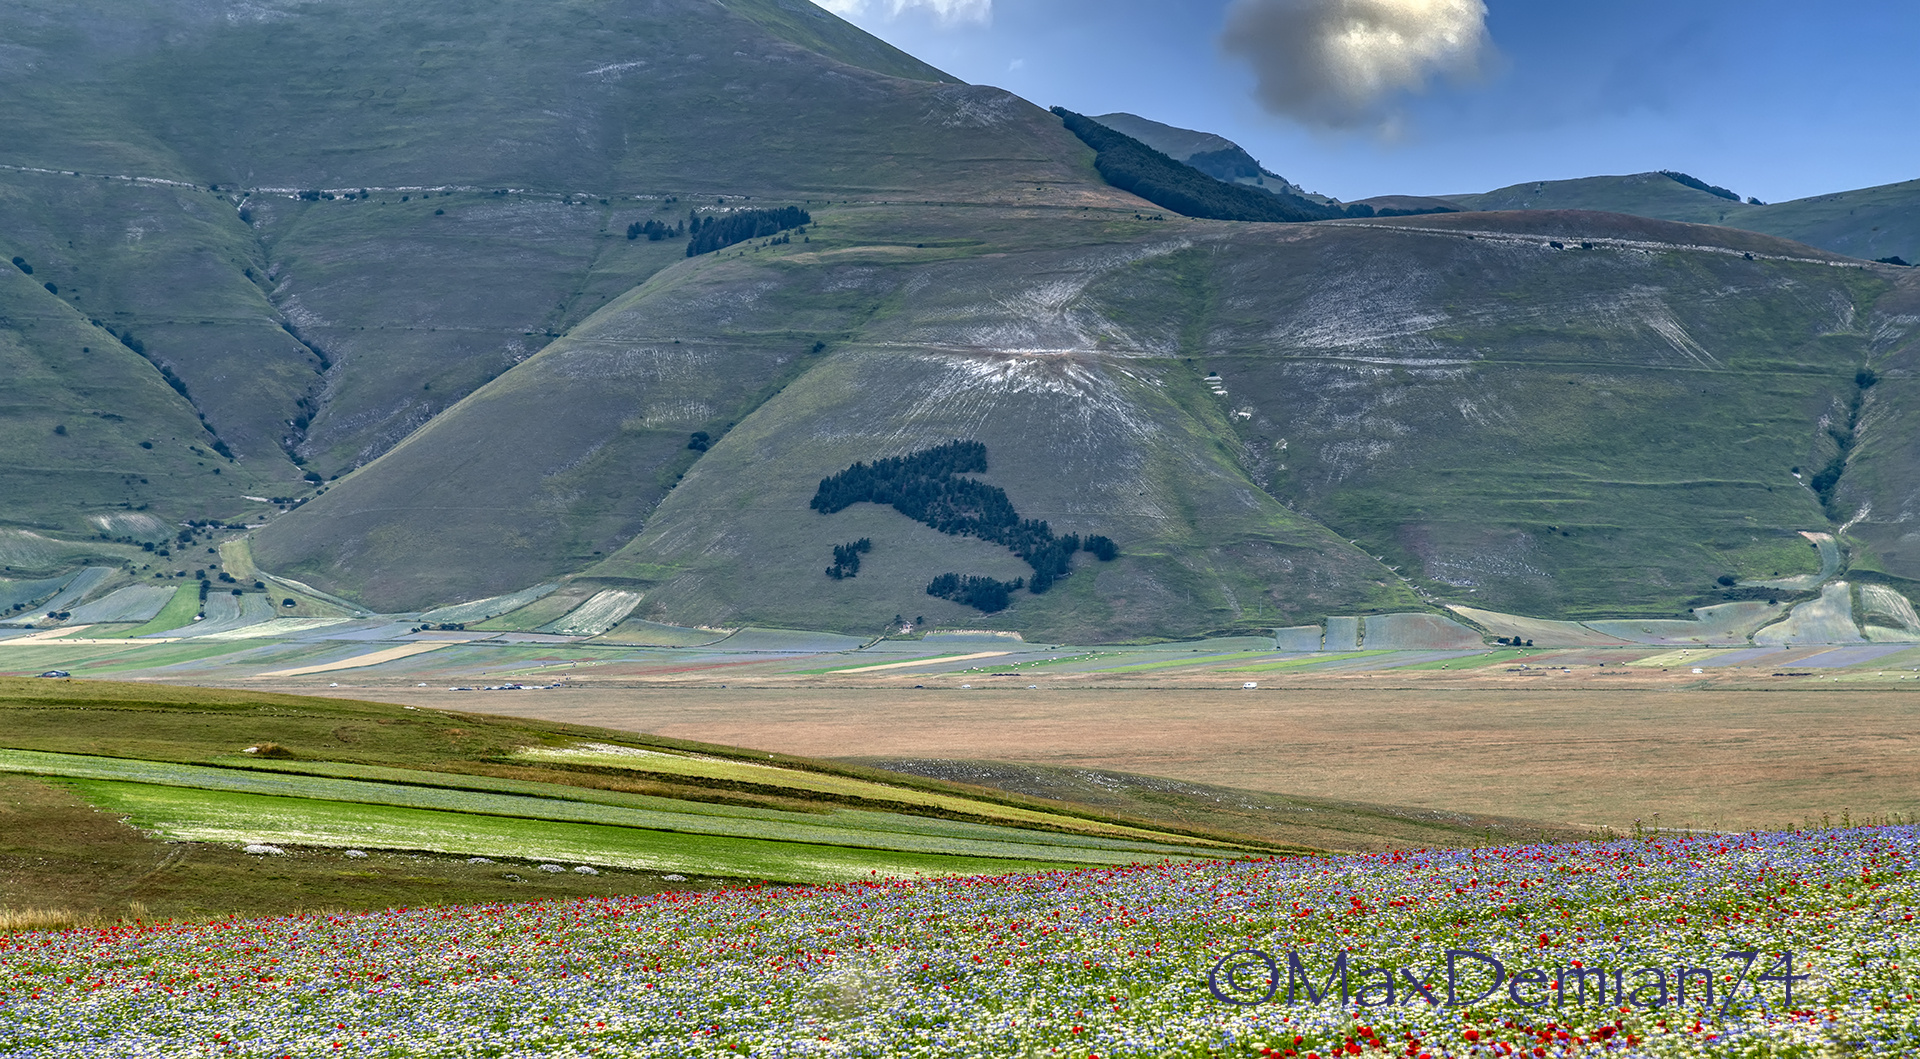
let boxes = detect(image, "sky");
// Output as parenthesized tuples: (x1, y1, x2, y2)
(816, 0, 1920, 204)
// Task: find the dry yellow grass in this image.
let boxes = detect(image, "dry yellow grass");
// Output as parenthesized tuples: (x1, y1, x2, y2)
(0, 901, 149, 934)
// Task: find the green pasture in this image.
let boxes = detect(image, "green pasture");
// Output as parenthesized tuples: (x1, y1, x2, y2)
(0, 748, 1221, 865)
(96, 585, 197, 638)
(58, 779, 1110, 884)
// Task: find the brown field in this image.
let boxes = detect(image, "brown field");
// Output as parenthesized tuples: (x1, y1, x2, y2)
(272, 667, 1920, 834)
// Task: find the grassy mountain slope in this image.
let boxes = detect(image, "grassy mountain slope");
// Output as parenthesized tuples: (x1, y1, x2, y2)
(0, 0, 1124, 527)
(1091, 111, 1329, 204)
(1092, 113, 1241, 162)
(1126, 211, 1885, 619)
(1446, 173, 1920, 266)
(1732, 179, 1920, 266)
(1444, 173, 1754, 224)
(257, 201, 1909, 634)
(0, 251, 278, 536)
(257, 202, 1415, 636)
(1831, 268, 1920, 578)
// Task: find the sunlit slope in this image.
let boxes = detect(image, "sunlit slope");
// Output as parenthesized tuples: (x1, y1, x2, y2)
(1733, 179, 1920, 267)
(1445, 173, 1756, 225)
(0, 0, 1050, 195)
(258, 206, 1912, 633)
(0, 0, 1123, 512)
(1125, 211, 1892, 619)
(1446, 174, 1920, 265)
(255, 204, 1409, 635)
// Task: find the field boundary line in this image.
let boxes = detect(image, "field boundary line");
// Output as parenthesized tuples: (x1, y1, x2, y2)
(254, 642, 456, 677)
(827, 651, 1010, 673)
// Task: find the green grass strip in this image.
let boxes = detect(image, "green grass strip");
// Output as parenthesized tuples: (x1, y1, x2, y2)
(61, 779, 1108, 884)
(214, 756, 1227, 854)
(95, 585, 198, 638)
(0, 748, 1226, 863)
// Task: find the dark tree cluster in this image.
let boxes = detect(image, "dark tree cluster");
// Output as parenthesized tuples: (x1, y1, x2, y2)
(1660, 171, 1741, 202)
(1495, 636, 1535, 647)
(1051, 109, 1359, 223)
(1877, 256, 1913, 267)
(685, 207, 811, 257)
(687, 431, 711, 452)
(1084, 535, 1119, 562)
(812, 441, 1120, 608)
(628, 219, 683, 241)
(926, 573, 1023, 614)
(826, 538, 872, 580)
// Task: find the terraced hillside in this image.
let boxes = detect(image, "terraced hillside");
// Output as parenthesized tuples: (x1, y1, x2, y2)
(7, 1, 1920, 641)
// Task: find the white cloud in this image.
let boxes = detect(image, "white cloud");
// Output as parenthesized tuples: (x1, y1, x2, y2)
(1221, 0, 1492, 129)
(816, 0, 992, 27)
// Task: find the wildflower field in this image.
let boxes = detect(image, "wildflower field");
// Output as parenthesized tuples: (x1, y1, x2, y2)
(3, 828, 1914, 1058)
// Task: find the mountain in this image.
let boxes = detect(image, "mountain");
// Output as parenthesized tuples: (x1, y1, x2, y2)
(1092, 112, 1332, 204)
(0, 0, 1112, 532)
(1444, 173, 1920, 265)
(253, 202, 1918, 638)
(6, 1, 1920, 642)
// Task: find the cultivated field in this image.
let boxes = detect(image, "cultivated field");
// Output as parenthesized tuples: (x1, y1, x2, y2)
(0, 678, 1277, 923)
(339, 679, 1920, 834)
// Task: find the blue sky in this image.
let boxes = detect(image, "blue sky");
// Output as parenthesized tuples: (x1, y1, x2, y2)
(820, 0, 1920, 204)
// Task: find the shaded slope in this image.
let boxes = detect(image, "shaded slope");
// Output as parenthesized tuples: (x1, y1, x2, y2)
(1055, 109, 1338, 223)
(1091, 111, 1329, 204)
(0, 172, 318, 478)
(0, 249, 277, 535)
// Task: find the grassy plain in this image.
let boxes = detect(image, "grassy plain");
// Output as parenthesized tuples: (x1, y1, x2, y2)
(358, 676, 1920, 835)
(0, 677, 1274, 923)
(0, 774, 725, 925)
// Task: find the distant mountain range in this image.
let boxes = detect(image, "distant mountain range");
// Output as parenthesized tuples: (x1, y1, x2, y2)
(1094, 112, 1920, 265)
(2, 0, 1917, 643)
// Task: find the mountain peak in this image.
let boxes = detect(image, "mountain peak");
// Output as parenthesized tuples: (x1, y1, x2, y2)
(1092, 112, 1331, 204)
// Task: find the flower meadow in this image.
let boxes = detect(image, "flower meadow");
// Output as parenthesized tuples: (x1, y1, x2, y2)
(2, 828, 1915, 1058)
